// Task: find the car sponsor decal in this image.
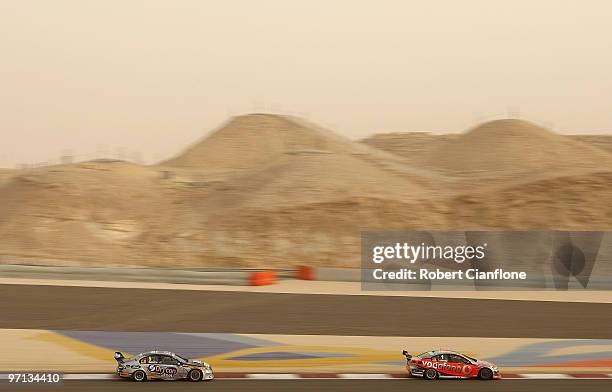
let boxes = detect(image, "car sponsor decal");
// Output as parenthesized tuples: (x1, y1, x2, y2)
(420, 360, 475, 375)
(147, 364, 178, 376)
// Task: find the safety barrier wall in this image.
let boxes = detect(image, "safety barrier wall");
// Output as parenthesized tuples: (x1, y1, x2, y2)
(0, 264, 279, 286)
(1, 264, 610, 289)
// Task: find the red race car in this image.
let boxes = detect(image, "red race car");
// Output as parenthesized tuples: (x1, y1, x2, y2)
(402, 350, 501, 380)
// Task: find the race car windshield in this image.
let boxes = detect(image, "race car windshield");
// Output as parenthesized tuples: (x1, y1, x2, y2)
(174, 354, 189, 362)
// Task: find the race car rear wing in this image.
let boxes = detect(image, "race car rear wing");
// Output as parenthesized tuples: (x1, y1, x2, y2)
(402, 350, 412, 362)
(114, 352, 126, 363)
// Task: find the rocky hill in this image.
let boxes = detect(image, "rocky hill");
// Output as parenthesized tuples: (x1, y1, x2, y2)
(1, 115, 611, 267)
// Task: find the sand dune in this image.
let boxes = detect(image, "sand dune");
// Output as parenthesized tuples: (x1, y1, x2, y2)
(201, 147, 431, 210)
(361, 132, 456, 163)
(0, 169, 16, 187)
(571, 135, 612, 155)
(162, 113, 439, 207)
(449, 171, 612, 229)
(362, 124, 612, 172)
(0, 161, 184, 266)
(163, 114, 375, 172)
(2, 115, 612, 267)
(0, 116, 440, 267)
(421, 119, 612, 176)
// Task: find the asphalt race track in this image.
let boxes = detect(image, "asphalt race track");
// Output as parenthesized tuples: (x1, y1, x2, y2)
(2, 283, 612, 391)
(6, 380, 612, 392)
(1, 284, 611, 338)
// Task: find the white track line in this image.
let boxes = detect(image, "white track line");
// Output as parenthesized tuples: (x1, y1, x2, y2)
(338, 374, 393, 379)
(247, 374, 300, 379)
(62, 374, 116, 380)
(519, 373, 573, 379)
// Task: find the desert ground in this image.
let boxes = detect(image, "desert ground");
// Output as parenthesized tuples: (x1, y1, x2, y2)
(1, 114, 612, 267)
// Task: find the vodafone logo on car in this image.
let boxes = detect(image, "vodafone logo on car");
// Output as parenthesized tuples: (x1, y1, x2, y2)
(422, 361, 461, 372)
(420, 361, 473, 375)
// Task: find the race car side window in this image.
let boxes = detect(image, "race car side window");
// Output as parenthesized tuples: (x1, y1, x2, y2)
(160, 355, 179, 365)
(449, 354, 469, 364)
(147, 355, 161, 364)
(139, 357, 148, 364)
(435, 354, 449, 362)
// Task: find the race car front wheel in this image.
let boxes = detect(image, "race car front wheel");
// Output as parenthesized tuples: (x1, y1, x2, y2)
(188, 369, 203, 382)
(132, 370, 146, 382)
(423, 369, 438, 380)
(478, 368, 494, 380)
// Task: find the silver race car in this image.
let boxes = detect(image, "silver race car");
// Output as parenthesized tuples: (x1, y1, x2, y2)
(115, 351, 214, 382)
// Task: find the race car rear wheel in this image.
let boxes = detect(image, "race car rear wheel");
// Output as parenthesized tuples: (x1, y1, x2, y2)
(423, 368, 438, 380)
(478, 368, 494, 380)
(132, 370, 146, 382)
(188, 369, 203, 382)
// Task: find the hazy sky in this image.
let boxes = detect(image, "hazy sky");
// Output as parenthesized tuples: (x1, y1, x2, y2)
(1, 0, 612, 167)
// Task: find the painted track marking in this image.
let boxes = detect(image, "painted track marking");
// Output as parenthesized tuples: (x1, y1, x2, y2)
(520, 373, 573, 379)
(247, 374, 300, 379)
(62, 374, 116, 380)
(339, 374, 393, 379)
